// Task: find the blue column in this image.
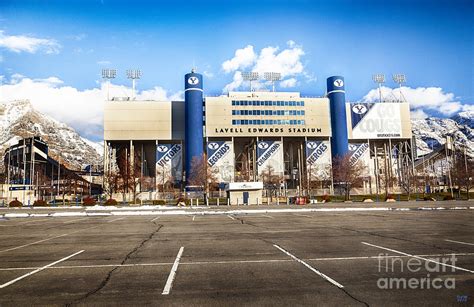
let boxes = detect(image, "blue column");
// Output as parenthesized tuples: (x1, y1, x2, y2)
(327, 76, 349, 158)
(184, 70, 204, 183)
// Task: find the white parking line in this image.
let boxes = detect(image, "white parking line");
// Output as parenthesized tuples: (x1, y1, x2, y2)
(263, 215, 274, 219)
(2, 252, 474, 272)
(445, 239, 474, 246)
(274, 244, 344, 288)
(0, 250, 84, 289)
(107, 217, 126, 223)
(0, 225, 100, 254)
(227, 215, 236, 220)
(63, 218, 88, 224)
(192, 216, 195, 221)
(362, 242, 474, 274)
(294, 214, 312, 218)
(150, 216, 160, 222)
(162, 246, 184, 295)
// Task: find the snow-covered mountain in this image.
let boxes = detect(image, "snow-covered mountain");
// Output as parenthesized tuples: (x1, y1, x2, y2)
(411, 110, 474, 157)
(0, 100, 103, 171)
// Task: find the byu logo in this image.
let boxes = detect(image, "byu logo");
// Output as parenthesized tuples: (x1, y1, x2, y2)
(258, 142, 269, 149)
(333, 79, 344, 87)
(352, 104, 368, 115)
(348, 144, 358, 151)
(188, 76, 199, 85)
(157, 145, 168, 153)
(208, 142, 219, 150)
(306, 142, 318, 149)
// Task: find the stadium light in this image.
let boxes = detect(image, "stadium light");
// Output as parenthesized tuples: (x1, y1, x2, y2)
(101, 69, 117, 101)
(393, 74, 406, 102)
(126, 69, 142, 100)
(372, 73, 385, 102)
(264, 72, 281, 92)
(242, 71, 259, 92)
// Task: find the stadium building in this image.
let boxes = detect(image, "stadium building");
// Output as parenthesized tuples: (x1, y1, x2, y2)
(103, 71, 415, 201)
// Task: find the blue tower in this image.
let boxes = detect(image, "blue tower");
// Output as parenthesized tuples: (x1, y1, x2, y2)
(327, 76, 349, 158)
(184, 69, 204, 183)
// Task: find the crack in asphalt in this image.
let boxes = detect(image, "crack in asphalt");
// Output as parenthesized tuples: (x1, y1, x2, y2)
(234, 217, 370, 306)
(65, 222, 163, 306)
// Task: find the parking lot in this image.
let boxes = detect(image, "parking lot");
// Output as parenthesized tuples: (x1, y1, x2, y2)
(0, 206, 473, 306)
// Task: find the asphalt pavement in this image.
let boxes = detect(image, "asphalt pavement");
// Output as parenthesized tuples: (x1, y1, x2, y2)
(0, 204, 472, 306)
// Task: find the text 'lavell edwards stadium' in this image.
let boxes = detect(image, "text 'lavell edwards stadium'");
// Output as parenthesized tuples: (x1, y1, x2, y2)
(103, 70, 414, 202)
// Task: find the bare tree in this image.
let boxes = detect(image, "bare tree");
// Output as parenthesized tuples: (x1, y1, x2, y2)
(332, 154, 368, 200)
(451, 151, 474, 199)
(188, 153, 219, 197)
(260, 164, 283, 200)
(303, 163, 332, 197)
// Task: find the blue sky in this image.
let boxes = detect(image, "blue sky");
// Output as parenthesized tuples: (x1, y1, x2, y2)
(0, 0, 473, 140)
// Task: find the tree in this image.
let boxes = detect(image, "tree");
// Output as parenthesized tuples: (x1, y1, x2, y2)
(332, 154, 368, 200)
(451, 151, 474, 199)
(260, 164, 283, 200)
(188, 154, 219, 197)
(303, 163, 332, 197)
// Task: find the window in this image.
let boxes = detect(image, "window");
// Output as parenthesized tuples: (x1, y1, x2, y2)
(301, 110, 305, 116)
(284, 101, 289, 106)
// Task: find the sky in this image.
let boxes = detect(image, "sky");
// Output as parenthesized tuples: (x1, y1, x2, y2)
(0, 0, 473, 141)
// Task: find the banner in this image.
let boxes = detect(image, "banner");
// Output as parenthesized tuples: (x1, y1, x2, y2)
(348, 142, 370, 175)
(305, 140, 331, 180)
(350, 103, 402, 139)
(207, 141, 234, 183)
(257, 140, 284, 176)
(156, 144, 182, 184)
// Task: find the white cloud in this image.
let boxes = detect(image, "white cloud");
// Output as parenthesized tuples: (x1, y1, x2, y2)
(0, 75, 182, 139)
(410, 109, 429, 119)
(222, 45, 256, 73)
(97, 60, 111, 65)
(280, 78, 298, 88)
(361, 86, 474, 116)
(221, 42, 307, 92)
(0, 30, 61, 54)
(203, 70, 214, 78)
(223, 71, 243, 93)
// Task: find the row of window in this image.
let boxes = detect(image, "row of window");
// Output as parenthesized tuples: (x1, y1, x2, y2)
(231, 100, 305, 107)
(232, 119, 306, 125)
(232, 109, 305, 116)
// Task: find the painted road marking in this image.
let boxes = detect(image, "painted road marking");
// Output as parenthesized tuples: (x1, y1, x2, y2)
(263, 215, 274, 219)
(192, 216, 195, 221)
(150, 216, 160, 222)
(107, 217, 126, 223)
(1, 252, 474, 272)
(63, 218, 88, 224)
(0, 250, 84, 289)
(362, 242, 474, 274)
(445, 239, 474, 246)
(274, 244, 344, 288)
(0, 225, 100, 254)
(294, 214, 312, 218)
(162, 246, 185, 295)
(227, 215, 236, 220)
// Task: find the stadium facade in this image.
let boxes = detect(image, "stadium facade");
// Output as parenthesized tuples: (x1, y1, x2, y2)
(103, 71, 415, 197)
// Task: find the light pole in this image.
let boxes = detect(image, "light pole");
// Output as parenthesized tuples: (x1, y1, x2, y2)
(242, 72, 259, 92)
(126, 69, 142, 100)
(264, 72, 282, 92)
(372, 74, 385, 102)
(101, 69, 117, 101)
(392, 74, 406, 102)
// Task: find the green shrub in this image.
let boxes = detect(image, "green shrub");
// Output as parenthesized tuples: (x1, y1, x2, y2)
(9, 200, 23, 207)
(104, 199, 118, 206)
(443, 195, 454, 201)
(83, 197, 96, 206)
(33, 200, 47, 206)
(423, 196, 435, 201)
(153, 200, 166, 205)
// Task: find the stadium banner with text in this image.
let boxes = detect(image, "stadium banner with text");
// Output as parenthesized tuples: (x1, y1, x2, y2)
(305, 140, 331, 180)
(350, 103, 402, 139)
(348, 142, 371, 175)
(156, 144, 182, 184)
(207, 141, 234, 183)
(257, 140, 284, 176)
